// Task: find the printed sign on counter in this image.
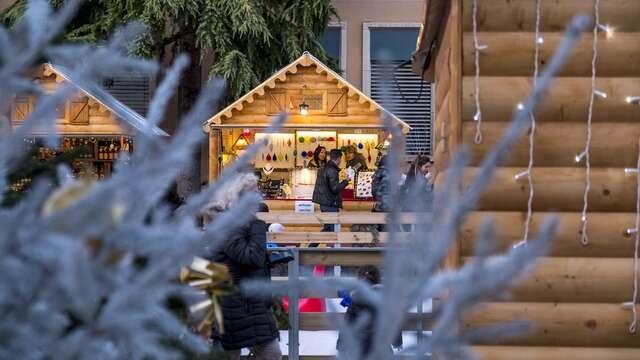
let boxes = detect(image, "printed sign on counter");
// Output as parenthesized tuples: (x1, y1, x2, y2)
(294, 200, 315, 213)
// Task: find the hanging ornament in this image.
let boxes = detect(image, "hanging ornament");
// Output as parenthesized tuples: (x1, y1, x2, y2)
(358, 142, 364, 149)
(266, 154, 271, 161)
(299, 136, 305, 143)
(285, 154, 288, 161)
(273, 153, 277, 161)
(301, 151, 307, 158)
(293, 149, 297, 156)
(288, 139, 292, 147)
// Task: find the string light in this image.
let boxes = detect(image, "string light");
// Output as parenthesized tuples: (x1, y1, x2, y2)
(626, 228, 638, 235)
(514, 170, 529, 180)
(575, 150, 586, 163)
(516, 103, 525, 111)
(626, 96, 640, 105)
(625, 168, 639, 174)
(597, 23, 614, 39)
(472, 0, 486, 144)
(593, 90, 608, 98)
(578, 0, 602, 246)
(520, 0, 542, 245)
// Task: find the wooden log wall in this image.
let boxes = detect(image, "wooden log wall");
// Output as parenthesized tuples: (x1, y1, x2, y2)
(458, 0, 640, 357)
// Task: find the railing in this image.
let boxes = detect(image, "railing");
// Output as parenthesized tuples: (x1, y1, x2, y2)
(259, 212, 435, 359)
(258, 211, 430, 245)
(278, 247, 433, 360)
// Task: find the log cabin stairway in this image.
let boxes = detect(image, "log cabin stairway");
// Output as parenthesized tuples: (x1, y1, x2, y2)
(459, 1, 640, 358)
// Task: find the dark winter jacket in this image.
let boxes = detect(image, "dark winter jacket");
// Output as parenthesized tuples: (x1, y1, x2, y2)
(336, 285, 402, 356)
(312, 160, 349, 208)
(372, 156, 389, 212)
(347, 153, 368, 171)
(211, 218, 279, 350)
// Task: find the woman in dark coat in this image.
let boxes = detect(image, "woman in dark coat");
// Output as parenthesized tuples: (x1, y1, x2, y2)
(308, 146, 327, 169)
(206, 173, 281, 360)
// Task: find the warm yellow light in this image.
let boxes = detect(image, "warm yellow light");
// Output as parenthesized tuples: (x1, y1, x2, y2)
(299, 101, 310, 116)
(232, 134, 250, 151)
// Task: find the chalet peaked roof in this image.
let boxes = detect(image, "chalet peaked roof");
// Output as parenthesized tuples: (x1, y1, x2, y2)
(44, 64, 169, 137)
(203, 52, 410, 133)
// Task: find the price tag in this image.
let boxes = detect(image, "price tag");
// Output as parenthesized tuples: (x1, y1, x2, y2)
(294, 200, 314, 213)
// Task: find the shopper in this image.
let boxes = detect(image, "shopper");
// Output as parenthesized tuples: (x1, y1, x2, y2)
(312, 149, 354, 232)
(205, 173, 281, 360)
(308, 145, 327, 169)
(345, 145, 368, 171)
(402, 154, 434, 212)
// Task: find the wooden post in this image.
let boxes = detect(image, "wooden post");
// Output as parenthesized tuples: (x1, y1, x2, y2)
(208, 128, 221, 182)
(435, 0, 462, 269)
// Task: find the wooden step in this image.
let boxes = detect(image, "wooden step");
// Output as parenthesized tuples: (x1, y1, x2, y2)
(464, 302, 638, 347)
(471, 346, 640, 360)
(462, 0, 640, 32)
(462, 212, 636, 258)
(463, 32, 640, 77)
(464, 167, 635, 212)
(462, 121, 640, 167)
(462, 257, 635, 303)
(462, 77, 640, 123)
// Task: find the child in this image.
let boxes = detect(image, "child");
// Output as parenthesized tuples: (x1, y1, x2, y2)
(337, 265, 402, 357)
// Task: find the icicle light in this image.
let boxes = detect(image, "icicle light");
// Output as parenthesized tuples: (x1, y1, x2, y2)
(521, 0, 542, 245)
(472, 0, 486, 144)
(628, 138, 640, 334)
(579, 0, 604, 246)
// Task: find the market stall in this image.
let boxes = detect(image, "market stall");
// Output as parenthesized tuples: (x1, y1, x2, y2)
(9, 64, 167, 189)
(203, 52, 409, 211)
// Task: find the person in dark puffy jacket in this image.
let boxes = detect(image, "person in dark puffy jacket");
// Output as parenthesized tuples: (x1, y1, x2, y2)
(372, 154, 389, 213)
(205, 173, 281, 360)
(312, 149, 353, 232)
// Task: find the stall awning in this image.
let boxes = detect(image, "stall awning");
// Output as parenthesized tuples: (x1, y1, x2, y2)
(45, 64, 168, 137)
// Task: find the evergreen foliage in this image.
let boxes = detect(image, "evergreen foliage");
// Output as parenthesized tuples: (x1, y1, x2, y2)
(2, 0, 338, 100)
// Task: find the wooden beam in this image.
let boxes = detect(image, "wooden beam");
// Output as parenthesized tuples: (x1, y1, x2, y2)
(461, 212, 636, 258)
(465, 302, 638, 348)
(267, 232, 409, 244)
(461, 0, 640, 32)
(462, 77, 640, 123)
(257, 212, 429, 225)
(299, 250, 383, 266)
(462, 32, 640, 77)
(208, 129, 220, 181)
(462, 257, 635, 303)
(471, 346, 640, 360)
(465, 167, 636, 212)
(462, 122, 640, 167)
(300, 312, 433, 331)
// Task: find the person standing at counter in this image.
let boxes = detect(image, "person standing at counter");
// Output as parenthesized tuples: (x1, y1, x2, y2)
(308, 146, 327, 169)
(345, 145, 368, 171)
(312, 149, 354, 233)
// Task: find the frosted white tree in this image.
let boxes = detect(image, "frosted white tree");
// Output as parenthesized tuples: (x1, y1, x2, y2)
(0, 1, 590, 359)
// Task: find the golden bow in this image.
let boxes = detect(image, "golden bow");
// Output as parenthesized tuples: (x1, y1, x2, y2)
(180, 257, 234, 334)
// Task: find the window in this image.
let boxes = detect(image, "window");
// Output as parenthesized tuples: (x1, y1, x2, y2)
(363, 23, 433, 157)
(103, 75, 150, 116)
(319, 22, 347, 76)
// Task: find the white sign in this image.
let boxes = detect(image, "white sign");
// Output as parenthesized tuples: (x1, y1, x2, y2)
(295, 201, 315, 213)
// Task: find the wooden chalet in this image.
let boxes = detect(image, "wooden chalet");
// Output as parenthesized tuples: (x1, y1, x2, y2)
(10, 63, 166, 181)
(413, 0, 640, 358)
(203, 52, 409, 210)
